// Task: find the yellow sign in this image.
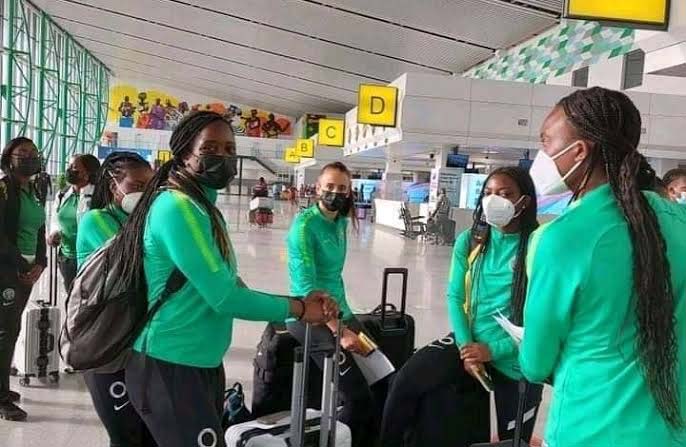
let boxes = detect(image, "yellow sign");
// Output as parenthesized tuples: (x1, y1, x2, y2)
(566, 0, 669, 29)
(296, 139, 314, 158)
(317, 119, 345, 147)
(284, 147, 300, 164)
(157, 150, 172, 163)
(357, 84, 398, 127)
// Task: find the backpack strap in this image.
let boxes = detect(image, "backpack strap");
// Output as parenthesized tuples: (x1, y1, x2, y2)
(463, 241, 483, 326)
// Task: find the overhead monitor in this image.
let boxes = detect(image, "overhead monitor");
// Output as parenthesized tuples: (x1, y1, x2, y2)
(564, 0, 670, 30)
(446, 153, 469, 169)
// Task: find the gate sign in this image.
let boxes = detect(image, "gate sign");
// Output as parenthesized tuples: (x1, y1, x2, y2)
(157, 150, 172, 163)
(296, 139, 314, 158)
(565, 0, 670, 29)
(317, 118, 345, 147)
(357, 84, 398, 127)
(284, 147, 300, 164)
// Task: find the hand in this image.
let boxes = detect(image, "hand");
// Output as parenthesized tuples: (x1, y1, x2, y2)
(463, 358, 485, 380)
(339, 328, 366, 355)
(300, 291, 339, 324)
(460, 343, 492, 364)
(19, 264, 45, 285)
(47, 231, 61, 247)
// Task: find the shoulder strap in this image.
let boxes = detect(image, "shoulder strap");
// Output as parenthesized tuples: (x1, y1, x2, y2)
(463, 242, 483, 325)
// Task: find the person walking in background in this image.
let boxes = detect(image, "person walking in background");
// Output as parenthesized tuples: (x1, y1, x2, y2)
(522, 87, 686, 446)
(0, 137, 46, 421)
(47, 154, 100, 290)
(77, 151, 155, 446)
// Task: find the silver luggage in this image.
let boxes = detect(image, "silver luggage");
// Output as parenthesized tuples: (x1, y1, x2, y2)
(226, 320, 351, 447)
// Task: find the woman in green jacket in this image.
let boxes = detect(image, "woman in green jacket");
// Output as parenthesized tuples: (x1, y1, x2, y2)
(286, 161, 380, 447)
(522, 87, 686, 446)
(0, 137, 46, 421)
(77, 151, 155, 447)
(380, 167, 543, 447)
(108, 112, 336, 447)
(48, 153, 100, 290)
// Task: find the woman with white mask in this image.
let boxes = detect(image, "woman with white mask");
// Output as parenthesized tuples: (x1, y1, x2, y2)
(76, 151, 156, 447)
(380, 167, 544, 446)
(521, 87, 686, 446)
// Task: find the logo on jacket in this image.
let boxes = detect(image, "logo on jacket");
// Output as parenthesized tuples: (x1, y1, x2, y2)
(2, 288, 15, 306)
(197, 428, 217, 447)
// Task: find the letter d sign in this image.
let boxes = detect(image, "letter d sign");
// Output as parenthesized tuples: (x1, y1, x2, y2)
(357, 84, 398, 127)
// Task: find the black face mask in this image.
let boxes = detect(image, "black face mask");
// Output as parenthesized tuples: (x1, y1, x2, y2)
(320, 191, 351, 214)
(194, 154, 237, 190)
(66, 169, 80, 185)
(14, 156, 41, 177)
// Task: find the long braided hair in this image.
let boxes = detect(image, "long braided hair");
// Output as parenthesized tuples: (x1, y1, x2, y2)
(470, 167, 538, 325)
(558, 87, 682, 429)
(90, 151, 149, 210)
(108, 111, 234, 289)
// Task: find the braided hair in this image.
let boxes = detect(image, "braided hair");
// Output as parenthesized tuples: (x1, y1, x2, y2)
(470, 166, 538, 325)
(90, 151, 149, 209)
(558, 87, 682, 429)
(108, 111, 234, 290)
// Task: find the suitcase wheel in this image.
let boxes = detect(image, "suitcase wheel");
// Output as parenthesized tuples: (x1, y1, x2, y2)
(19, 377, 30, 387)
(48, 372, 59, 384)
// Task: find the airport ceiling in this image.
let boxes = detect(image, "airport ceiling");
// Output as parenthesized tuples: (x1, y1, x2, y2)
(33, 0, 563, 117)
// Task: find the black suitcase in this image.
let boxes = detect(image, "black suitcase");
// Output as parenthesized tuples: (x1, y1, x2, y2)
(251, 322, 323, 418)
(356, 268, 415, 370)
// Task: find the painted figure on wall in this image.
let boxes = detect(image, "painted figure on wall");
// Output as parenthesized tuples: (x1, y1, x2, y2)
(261, 113, 284, 138)
(150, 98, 166, 130)
(136, 92, 151, 129)
(245, 109, 262, 137)
(118, 95, 135, 128)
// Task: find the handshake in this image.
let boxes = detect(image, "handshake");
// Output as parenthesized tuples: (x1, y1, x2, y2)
(289, 290, 340, 325)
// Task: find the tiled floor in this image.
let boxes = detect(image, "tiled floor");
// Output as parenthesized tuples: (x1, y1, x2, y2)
(1, 195, 549, 446)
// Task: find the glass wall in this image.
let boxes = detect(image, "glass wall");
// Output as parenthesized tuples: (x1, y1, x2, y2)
(1, 0, 110, 174)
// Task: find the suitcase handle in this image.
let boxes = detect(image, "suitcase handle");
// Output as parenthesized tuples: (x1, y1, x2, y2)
(380, 268, 408, 329)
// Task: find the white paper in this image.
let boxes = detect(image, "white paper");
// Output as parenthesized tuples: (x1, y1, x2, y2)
(494, 310, 524, 345)
(351, 350, 396, 385)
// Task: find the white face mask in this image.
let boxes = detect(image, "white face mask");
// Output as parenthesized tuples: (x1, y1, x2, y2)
(121, 191, 143, 214)
(482, 194, 524, 228)
(111, 173, 142, 214)
(529, 140, 585, 196)
(677, 192, 686, 205)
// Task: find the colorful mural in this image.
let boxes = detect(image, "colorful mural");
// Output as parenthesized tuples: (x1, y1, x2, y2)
(109, 84, 293, 138)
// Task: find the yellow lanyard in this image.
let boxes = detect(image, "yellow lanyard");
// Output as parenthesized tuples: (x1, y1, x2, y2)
(463, 243, 483, 326)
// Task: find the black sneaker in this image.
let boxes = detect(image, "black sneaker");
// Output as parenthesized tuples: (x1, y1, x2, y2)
(8, 390, 20, 402)
(0, 402, 27, 421)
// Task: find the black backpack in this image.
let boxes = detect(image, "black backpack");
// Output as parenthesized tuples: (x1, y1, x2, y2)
(59, 238, 186, 371)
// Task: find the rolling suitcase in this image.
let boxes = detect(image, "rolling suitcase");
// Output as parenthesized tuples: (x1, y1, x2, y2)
(356, 268, 415, 370)
(252, 323, 323, 418)
(226, 321, 352, 447)
(13, 247, 61, 386)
